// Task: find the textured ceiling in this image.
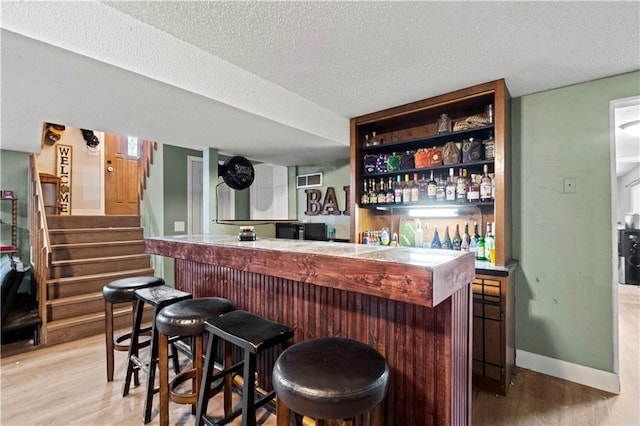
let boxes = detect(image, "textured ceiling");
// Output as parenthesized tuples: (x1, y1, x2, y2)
(1, 1, 639, 167)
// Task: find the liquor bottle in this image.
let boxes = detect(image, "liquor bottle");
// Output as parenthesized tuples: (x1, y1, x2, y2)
(386, 177, 395, 204)
(436, 175, 446, 201)
(418, 174, 428, 201)
(402, 174, 412, 203)
(476, 224, 486, 261)
(370, 131, 379, 146)
(411, 173, 420, 203)
(361, 180, 369, 205)
(431, 226, 442, 249)
(381, 227, 390, 246)
(445, 168, 457, 201)
(414, 219, 424, 248)
(491, 174, 496, 201)
(461, 222, 470, 252)
(423, 222, 431, 247)
(363, 134, 370, 148)
(480, 164, 492, 202)
(427, 170, 437, 201)
(377, 178, 386, 204)
(369, 179, 378, 205)
(467, 174, 480, 203)
(469, 222, 479, 257)
(485, 222, 496, 264)
(442, 226, 453, 250)
(452, 224, 462, 250)
(394, 175, 403, 204)
(456, 168, 468, 202)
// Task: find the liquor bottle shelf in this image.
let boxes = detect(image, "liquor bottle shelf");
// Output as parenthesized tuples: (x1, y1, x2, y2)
(361, 159, 494, 178)
(361, 200, 494, 210)
(361, 124, 494, 153)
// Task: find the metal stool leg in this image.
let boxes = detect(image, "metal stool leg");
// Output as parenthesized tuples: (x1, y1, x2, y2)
(143, 313, 160, 424)
(196, 333, 218, 425)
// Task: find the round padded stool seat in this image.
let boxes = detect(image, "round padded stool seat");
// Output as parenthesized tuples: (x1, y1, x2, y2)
(273, 337, 389, 420)
(103, 276, 164, 303)
(156, 297, 236, 337)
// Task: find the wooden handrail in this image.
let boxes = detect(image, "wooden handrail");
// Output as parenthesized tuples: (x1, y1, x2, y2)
(29, 154, 52, 341)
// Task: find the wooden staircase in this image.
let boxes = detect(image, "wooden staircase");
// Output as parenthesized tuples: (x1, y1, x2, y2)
(44, 215, 154, 346)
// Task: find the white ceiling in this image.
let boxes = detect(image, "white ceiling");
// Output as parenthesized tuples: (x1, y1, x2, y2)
(1, 1, 639, 167)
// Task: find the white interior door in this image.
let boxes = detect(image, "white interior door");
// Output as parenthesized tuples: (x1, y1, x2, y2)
(250, 163, 288, 220)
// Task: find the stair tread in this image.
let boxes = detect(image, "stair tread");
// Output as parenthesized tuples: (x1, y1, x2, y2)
(46, 291, 104, 307)
(47, 268, 155, 285)
(46, 305, 149, 331)
(49, 227, 142, 233)
(50, 253, 150, 266)
(51, 240, 144, 249)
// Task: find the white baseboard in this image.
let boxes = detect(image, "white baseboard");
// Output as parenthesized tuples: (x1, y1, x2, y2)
(516, 349, 620, 394)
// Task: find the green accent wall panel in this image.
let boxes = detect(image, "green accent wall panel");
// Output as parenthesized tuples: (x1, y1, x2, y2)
(513, 71, 640, 372)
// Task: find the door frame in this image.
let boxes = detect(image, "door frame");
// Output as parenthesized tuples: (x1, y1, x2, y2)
(187, 156, 203, 234)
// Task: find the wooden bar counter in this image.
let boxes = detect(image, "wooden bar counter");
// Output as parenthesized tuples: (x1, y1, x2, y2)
(145, 235, 475, 426)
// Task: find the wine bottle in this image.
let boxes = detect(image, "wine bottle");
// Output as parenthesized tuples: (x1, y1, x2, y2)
(445, 168, 457, 201)
(480, 164, 492, 202)
(423, 222, 431, 248)
(469, 222, 479, 257)
(394, 175, 403, 204)
(461, 222, 470, 252)
(476, 225, 486, 261)
(452, 224, 462, 250)
(442, 226, 453, 250)
(402, 174, 412, 203)
(431, 226, 441, 249)
(427, 170, 437, 201)
(411, 173, 420, 203)
(485, 222, 495, 264)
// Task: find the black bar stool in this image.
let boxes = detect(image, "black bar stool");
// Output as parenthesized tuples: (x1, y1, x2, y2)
(102, 276, 164, 382)
(196, 310, 294, 426)
(122, 285, 192, 424)
(155, 297, 236, 426)
(272, 337, 390, 426)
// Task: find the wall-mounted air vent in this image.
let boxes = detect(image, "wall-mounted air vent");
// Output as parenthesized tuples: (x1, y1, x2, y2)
(296, 172, 323, 189)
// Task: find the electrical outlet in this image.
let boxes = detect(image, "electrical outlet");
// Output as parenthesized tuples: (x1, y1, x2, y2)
(174, 221, 185, 232)
(563, 177, 576, 194)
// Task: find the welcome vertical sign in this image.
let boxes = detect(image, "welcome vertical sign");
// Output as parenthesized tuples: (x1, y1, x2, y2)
(56, 144, 72, 215)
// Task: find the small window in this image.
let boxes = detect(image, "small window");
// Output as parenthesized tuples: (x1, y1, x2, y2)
(127, 136, 139, 158)
(296, 172, 323, 188)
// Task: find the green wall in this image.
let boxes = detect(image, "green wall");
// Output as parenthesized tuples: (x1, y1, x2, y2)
(294, 158, 351, 240)
(0, 149, 31, 263)
(513, 70, 640, 372)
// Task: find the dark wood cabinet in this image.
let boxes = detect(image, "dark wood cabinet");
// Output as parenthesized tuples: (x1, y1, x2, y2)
(349, 79, 517, 395)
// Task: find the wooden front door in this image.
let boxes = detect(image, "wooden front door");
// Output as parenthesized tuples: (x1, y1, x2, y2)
(105, 134, 139, 215)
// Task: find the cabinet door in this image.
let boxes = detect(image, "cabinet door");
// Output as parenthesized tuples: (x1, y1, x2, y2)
(472, 276, 504, 381)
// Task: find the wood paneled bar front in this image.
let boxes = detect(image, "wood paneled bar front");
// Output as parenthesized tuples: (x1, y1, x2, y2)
(145, 235, 475, 426)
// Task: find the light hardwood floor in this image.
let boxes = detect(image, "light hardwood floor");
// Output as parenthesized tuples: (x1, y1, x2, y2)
(1, 284, 638, 425)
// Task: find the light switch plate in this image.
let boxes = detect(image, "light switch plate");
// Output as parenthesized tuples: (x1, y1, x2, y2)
(174, 221, 185, 232)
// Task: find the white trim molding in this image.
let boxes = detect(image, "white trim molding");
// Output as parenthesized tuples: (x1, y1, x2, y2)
(516, 350, 620, 394)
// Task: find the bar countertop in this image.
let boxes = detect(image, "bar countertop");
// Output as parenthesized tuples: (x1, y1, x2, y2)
(145, 234, 475, 308)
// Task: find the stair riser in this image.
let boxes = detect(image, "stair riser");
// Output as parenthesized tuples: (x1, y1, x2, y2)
(48, 257, 151, 279)
(47, 215, 140, 229)
(47, 268, 155, 299)
(47, 297, 105, 322)
(45, 308, 153, 347)
(51, 242, 146, 261)
(49, 229, 143, 245)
